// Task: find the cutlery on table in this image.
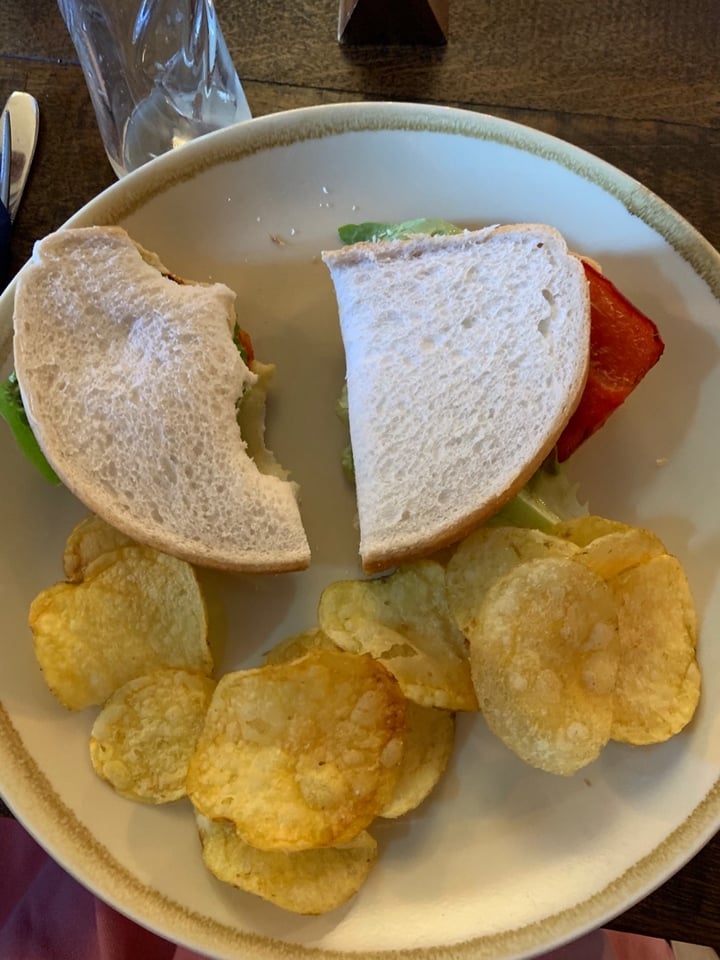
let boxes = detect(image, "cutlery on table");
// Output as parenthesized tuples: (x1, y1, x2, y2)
(0, 91, 39, 282)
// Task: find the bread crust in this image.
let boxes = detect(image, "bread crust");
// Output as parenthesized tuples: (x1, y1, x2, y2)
(360, 416, 583, 575)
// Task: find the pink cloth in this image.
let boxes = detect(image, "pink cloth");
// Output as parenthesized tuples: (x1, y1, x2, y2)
(0, 819, 674, 960)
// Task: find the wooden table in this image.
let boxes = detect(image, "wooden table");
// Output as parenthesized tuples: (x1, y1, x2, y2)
(1, 0, 719, 951)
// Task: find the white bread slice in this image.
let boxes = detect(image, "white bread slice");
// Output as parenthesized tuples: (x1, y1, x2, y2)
(13, 226, 310, 573)
(322, 224, 590, 573)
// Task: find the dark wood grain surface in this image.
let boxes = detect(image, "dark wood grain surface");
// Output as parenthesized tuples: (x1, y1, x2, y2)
(1, 0, 720, 951)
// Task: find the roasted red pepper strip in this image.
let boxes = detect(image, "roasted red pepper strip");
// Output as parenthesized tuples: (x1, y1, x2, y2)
(233, 324, 255, 367)
(556, 261, 664, 462)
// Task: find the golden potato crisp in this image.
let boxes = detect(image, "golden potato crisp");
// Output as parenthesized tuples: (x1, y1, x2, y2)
(187, 648, 405, 851)
(469, 557, 619, 776)
(380, 701, 455, 819)
(318, 561, 477, 711)
(90, 668, 215, 803)
(550, 515, 636, 547)
(611, 554, 700, 744)
(30, 545, 211, 710)
(263, 628, 339, 666)
(196, 813, 377, 914)
(446, 526, 579, 636)
(63, 514, 135, 582)
(264, 629, 452, 818)
(573, 527, 666, 580)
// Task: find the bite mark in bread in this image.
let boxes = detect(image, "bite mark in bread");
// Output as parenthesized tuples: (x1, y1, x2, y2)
(13, 226, 310, 573)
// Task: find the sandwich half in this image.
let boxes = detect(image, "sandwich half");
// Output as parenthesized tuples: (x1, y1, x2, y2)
(13, 226, 310, 573)
(322, 224, 590, 573)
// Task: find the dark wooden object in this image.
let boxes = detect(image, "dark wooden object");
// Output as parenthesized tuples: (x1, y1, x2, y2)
(338, 0, 448, 44)
(0, 0, 719, 950)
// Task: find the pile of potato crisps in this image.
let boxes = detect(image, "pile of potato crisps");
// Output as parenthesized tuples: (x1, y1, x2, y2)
(445, 518, 700, 774)
(28, 512, 701, 915)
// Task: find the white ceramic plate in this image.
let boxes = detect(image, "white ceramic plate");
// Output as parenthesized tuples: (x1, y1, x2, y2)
(1, 102, 719, 960)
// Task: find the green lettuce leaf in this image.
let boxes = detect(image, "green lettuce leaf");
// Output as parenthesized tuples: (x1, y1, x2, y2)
(488, 457, 586, 531)
(0, 373, 61, 484)
(337, 218, 462, 245)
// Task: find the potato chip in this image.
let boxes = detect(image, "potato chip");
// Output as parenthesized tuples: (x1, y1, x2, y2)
(263, 627, 339, 666)
(468, 557, 619, 775)
(63, 514, 135, 582)
(550, 515, 634, 547)
(318, 561, 477, 711)
(90, 668, 215, 803)
(187, 648, 405, 851)
(264, 627, 452, 818)
(30, 545, 211, 710)
(446, 526, 579, 636)
(380, 701, 455, 818)
(611, 554, 700, 744)
(573, 527, 666, 580)
(550, 515, 666, 580)
(196, 813, 377, 914)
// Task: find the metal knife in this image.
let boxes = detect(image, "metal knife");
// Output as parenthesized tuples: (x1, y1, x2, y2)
(0, 91, 40, 282)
